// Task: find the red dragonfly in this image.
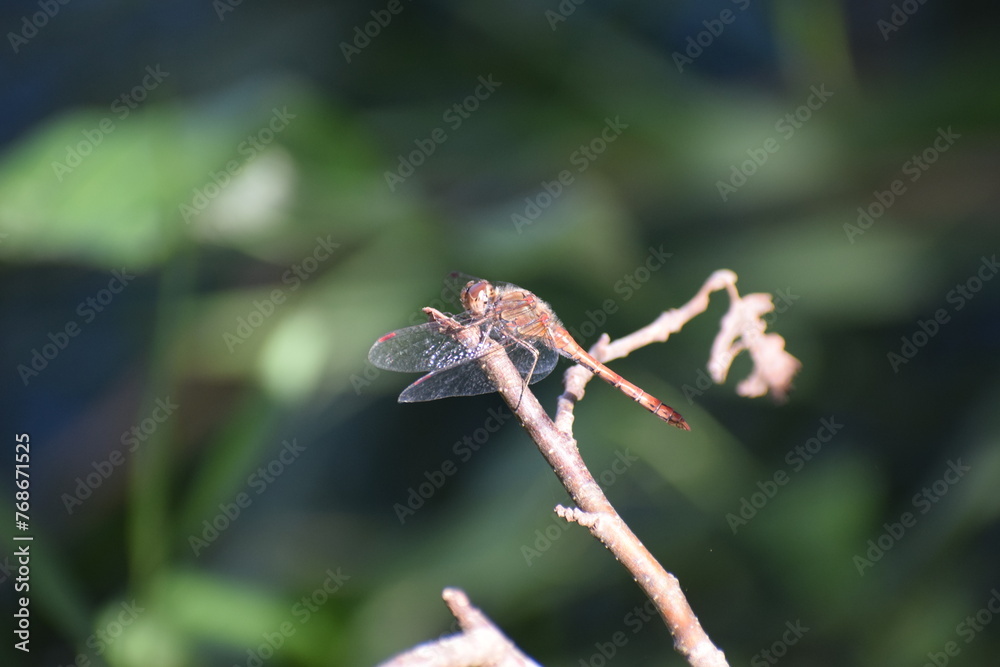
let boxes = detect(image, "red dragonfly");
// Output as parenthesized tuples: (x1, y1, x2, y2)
(369, 276, 689, 429)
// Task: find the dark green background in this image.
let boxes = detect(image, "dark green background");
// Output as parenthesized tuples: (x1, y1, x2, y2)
(3, 1, 999, 666)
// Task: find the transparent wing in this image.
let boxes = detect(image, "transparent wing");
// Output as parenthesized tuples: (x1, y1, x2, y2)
(398, 342, 559, 402)
(398, 362, 498, 402)
(369, 319, 486, 373)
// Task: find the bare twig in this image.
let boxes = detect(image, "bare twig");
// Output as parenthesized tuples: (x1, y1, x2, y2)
(376, 588, 540, 667)
(557, 269, 800, 432)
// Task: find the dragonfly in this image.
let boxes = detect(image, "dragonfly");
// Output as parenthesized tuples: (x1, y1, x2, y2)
(368, 276, 689, 430)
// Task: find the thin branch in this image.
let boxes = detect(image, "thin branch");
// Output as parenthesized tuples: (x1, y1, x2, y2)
(376, 588, 539, 667)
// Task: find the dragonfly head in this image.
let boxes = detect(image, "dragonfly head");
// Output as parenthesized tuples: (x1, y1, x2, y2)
(461, 280, 495, 316)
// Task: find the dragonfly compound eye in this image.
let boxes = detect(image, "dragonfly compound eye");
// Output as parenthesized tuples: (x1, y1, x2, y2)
(463, 281, 493, 307)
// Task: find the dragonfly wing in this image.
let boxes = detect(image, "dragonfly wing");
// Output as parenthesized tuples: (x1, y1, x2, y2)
(368, 321, 485, 373)
(398, 362, 499, 402)
(505, 342, 559, 385)
(398, 341, 559, 402)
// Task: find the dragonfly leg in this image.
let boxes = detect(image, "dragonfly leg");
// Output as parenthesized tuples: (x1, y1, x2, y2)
(508, 336, 540, 410)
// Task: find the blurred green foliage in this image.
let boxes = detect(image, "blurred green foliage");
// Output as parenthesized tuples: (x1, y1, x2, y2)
(2, 1, 999, 667)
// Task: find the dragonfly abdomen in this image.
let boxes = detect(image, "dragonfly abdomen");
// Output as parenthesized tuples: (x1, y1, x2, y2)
(557, 338, 690, 430)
